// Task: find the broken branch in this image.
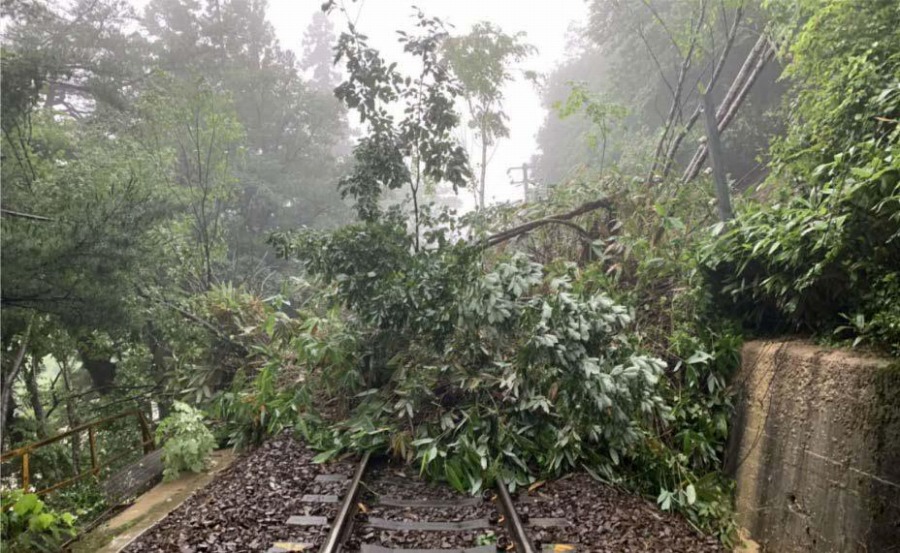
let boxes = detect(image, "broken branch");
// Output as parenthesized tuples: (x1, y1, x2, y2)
(482, 198, 613, 248)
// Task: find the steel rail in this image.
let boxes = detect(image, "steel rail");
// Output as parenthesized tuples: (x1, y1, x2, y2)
(496, 481, 536, 553)
(319, 451, 371, 553)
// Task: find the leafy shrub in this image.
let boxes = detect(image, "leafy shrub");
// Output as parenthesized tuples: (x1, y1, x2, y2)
(214, 365, 310, 450)
(301, 253, 668, 487)
(156, 401, 216, 481)
(700, 180, 900, 352)
(1, 490, 75, 553)
(212, 300, 363, 449)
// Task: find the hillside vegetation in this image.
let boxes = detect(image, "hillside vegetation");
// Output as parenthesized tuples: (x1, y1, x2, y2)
(1, 0, 897, 549)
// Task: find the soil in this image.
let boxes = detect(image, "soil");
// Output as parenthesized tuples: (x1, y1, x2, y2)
(122, 433, 357, 552)
(517, 473, 724, 552)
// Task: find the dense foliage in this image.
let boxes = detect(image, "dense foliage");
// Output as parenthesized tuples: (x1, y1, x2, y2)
(701, 0, 900, 353)
(259, 6, 746, 540)
(283, 242, 670, 479)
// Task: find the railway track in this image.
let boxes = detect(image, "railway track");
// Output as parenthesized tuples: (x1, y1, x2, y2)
(267, 453, 575, 553)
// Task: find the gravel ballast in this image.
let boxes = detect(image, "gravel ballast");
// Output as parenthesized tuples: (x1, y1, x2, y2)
(122, 439, 725, 552)
(123, 433, 357, 552)
(517, 473, 724, 552)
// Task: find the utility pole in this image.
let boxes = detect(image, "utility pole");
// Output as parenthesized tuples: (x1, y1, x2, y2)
(507, 163, 530, 202)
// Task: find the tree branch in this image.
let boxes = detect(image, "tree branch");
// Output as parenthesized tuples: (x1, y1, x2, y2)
(1, 208, 54, 221)
(139, 292, 247, 353)
(482, 198, 612, 248)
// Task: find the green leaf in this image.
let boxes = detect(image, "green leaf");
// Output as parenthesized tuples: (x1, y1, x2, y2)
(685, 484, 697, 505)
(29, 512, 55, 532)
(14, 494, 39, 517)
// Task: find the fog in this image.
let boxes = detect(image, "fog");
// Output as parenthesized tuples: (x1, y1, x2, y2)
(266, 0, 587, 208)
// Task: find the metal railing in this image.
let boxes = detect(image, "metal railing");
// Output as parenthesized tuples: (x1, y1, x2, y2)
(0, 409, 155, 496)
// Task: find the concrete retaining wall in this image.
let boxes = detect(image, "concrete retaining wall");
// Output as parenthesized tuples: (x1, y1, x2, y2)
(727, 340, 899, 552)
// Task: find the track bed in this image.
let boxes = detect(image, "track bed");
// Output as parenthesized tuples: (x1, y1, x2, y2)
(347, 462, 511, 551)
(120, 435, 724, 552)
(517, 473, 724, 552)
(121, 433, 359, 552)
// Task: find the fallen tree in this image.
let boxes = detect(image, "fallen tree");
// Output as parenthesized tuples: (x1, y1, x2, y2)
(682, 34, 777, 182)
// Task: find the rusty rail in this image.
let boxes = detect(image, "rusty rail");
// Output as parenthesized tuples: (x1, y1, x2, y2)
(318, 451, 371, 553)
(496, 480, 537, 553)
(0, 409, 155, 496)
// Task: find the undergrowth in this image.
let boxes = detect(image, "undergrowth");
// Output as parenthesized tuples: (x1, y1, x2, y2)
(702, 0, 900, 355)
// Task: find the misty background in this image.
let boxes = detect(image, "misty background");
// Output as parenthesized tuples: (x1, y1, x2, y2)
(261, 0, 588, 208)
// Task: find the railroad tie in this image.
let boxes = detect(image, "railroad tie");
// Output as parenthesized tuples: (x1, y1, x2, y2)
(286, 515, 330, 527)
(364, 517, 492, 531)
(526, 517, 570, 528)
(377, 496, 483, 508)
(361, 545, 498, 553)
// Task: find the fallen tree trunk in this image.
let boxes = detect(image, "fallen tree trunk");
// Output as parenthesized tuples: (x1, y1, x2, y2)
(482, 198, 613, 248)
(682, 35, 776, 183)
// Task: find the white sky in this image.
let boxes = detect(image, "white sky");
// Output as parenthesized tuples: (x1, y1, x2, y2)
(267, 0, 587, 208)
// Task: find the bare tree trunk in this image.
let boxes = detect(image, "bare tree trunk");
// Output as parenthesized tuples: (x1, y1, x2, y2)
(702, 93, 733, 221)
(60, 357, 81, 474)
(24, 355, 47, 438)
(0, 319, 33, 449)
(3, 395, 23, 452)
(479, 119, 489, 210)
(660, 6, 744, 177)
(146, 323, 172, 421)
(648, 0, 706, 180)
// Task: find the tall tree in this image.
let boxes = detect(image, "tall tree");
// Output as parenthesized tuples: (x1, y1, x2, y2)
(138, 78, 244, 292)
(330, 7, 471, 250)
(444, 23, 534, 209)
(143, 0, 351, 287)
(302, 11, 341, 92)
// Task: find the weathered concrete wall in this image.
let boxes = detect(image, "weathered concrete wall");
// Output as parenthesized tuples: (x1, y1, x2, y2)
(726, 340, 900, 552)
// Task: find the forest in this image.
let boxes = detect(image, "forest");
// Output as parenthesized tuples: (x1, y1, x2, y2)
(1, 0, 897, 550)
